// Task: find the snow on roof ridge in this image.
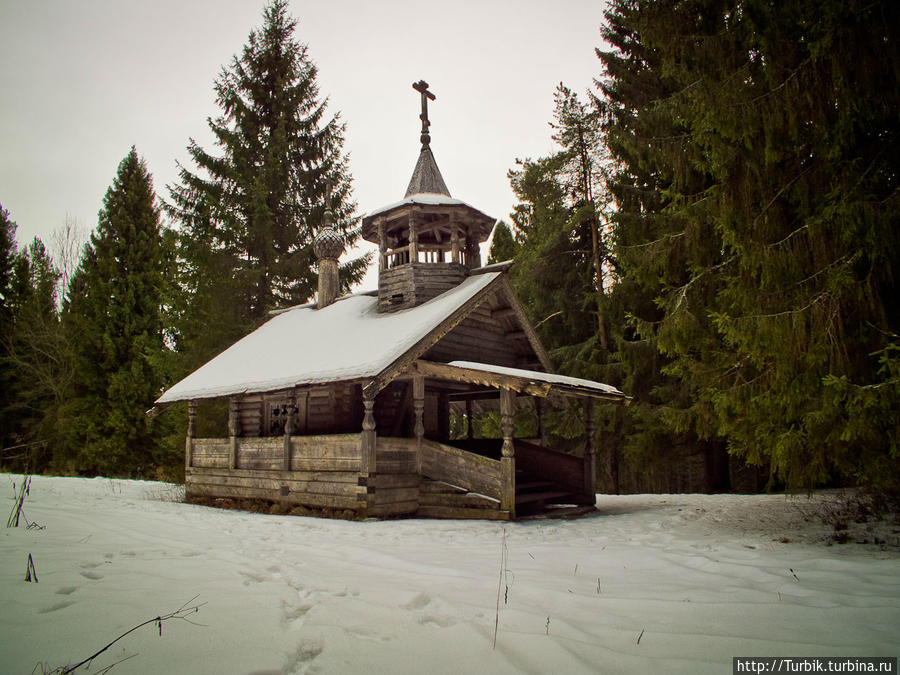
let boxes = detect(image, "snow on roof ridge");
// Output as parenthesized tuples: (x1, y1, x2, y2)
(268, 288, 379, 316)
(364, 193, 485, 220)
(447, 360, 625, 395)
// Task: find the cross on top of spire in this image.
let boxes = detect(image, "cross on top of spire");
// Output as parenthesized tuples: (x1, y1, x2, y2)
(412, 80, 435, 146)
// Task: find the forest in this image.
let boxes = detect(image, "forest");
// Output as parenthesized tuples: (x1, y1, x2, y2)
(1, 0, 897, 495)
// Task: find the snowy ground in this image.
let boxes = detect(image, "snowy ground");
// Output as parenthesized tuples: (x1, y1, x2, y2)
(2, 475, 898, 674)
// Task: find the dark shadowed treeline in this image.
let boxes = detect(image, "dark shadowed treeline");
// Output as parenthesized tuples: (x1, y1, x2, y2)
(495, 0, 899, 493)
(0, 0, 363, 478)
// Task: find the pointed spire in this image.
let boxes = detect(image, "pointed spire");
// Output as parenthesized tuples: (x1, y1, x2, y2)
(405, 145, 451, 197)
(405, 80, 451, 197)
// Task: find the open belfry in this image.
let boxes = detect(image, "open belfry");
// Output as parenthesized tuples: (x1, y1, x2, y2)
(155, 81, 629, 520)
(362, 80, 493, 312)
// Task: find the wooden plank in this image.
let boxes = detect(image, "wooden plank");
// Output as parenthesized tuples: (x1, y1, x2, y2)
(187, 467, 358, 482)
(188, 474, 359, 497)
(418, 492, 499, 509)
(290, 435, 361, 460)
(414, 360, 552, 398)
(186, 484, 359, 510)
(373, 487, 420, 504)
(419, 439, 501, 499)
(414, 506, 511, 521)
(366, 501, 419, 517)
(372, 473, 420, 489)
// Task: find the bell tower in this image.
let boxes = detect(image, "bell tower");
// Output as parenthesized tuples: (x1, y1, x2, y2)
(361, 81, 495, 313)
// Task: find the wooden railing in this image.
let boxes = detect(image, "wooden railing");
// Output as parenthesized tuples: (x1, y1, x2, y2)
(514, 440, 584, 493)
(419, 439, 502, 500)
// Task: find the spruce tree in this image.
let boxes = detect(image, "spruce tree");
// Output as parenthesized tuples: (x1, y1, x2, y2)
(487, 221, 519, 265)
(168, 0, 368, 371)
(58, 148, 170, 476)
(0, 206, 18, 455)
(2, 237, 63, 470)
(598, 0, 900, 489)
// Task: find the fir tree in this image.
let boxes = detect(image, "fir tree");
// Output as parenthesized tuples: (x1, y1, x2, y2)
(2, 237, 63, 470)
(58, 148, 171, 476)
(487, 221, 519, 264)
(168, 0, 369, 372)
(0, 205, 18, 455)
(599, 0, 900, 489)
(550, 84, 615, 349)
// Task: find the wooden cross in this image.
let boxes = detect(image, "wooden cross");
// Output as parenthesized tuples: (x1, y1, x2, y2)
(412, 80, 435, 143)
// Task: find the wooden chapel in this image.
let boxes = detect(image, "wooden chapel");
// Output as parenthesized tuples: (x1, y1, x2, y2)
(153, 81, 629, 520)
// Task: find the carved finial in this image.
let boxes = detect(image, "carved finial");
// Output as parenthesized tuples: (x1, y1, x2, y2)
(323, 177, 334, 227)
(412, 80, 435, 146)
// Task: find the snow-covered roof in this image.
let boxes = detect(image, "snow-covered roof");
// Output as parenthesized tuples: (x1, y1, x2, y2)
(156, 272, 503, 404)
(364, 192, 486, 219)
(448, 361, 626, 397)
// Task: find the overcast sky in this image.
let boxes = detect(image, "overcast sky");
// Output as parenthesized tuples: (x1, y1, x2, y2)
(0, 0, 609, 289)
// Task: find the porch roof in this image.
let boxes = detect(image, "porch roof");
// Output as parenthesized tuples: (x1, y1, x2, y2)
(412, 360, 630, 403)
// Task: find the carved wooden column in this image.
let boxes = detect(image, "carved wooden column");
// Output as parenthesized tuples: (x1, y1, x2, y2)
(228, 397, 241, 470)
(185, 400, 197, 470)
(283, 400, 296, 471)
(359, 393, 378, 510)
(500, 387, 516, 517)
(583, 399, 596, 503)
(361, 394, 377, 474)
(413, 375, 425, 471)
(450, 228, 460, 264)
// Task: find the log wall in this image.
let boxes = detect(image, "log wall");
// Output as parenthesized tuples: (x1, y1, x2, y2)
(230, 383, 362, 438)
(187, 434, 363, 510)
(368, 437, 420, 517)
(186, 434, 508, 519)
(377, 262, 466, 312)
(422, 305, 518, 368)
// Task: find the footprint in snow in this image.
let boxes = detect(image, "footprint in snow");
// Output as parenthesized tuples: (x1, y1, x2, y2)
(56, 586, 78, 595)
(80, 570, 103, 581)
(283, 639, 323, 674)
(39, 600, 76, 614)
(401, 592, 431, 610)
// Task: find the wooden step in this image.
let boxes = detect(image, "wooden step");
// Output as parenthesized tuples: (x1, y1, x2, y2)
(516, 480, 555, 492)
(515, 490, 579, 506)
(415, 505, 512, 521)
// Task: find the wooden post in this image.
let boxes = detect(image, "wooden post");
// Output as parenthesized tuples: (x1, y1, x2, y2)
(409, 212, 418, 264)
(283, 399, 296, 471)
(468, 238, 482, 269)
(465, 399, 474, 440)
(438, 392, 450, 442)
(361, 394, 377, 474)
(413, 375, 425, 472)
(583, 399, 596, 503)
(535, 397, 546, 447)
(500, 387, 516, 517)
(185, 400, 197, 470)
(228, 397, 241, 469)
(360, 393, 377, 510)
(377, 220, 386, 272)
(450, 228, 460, 264)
